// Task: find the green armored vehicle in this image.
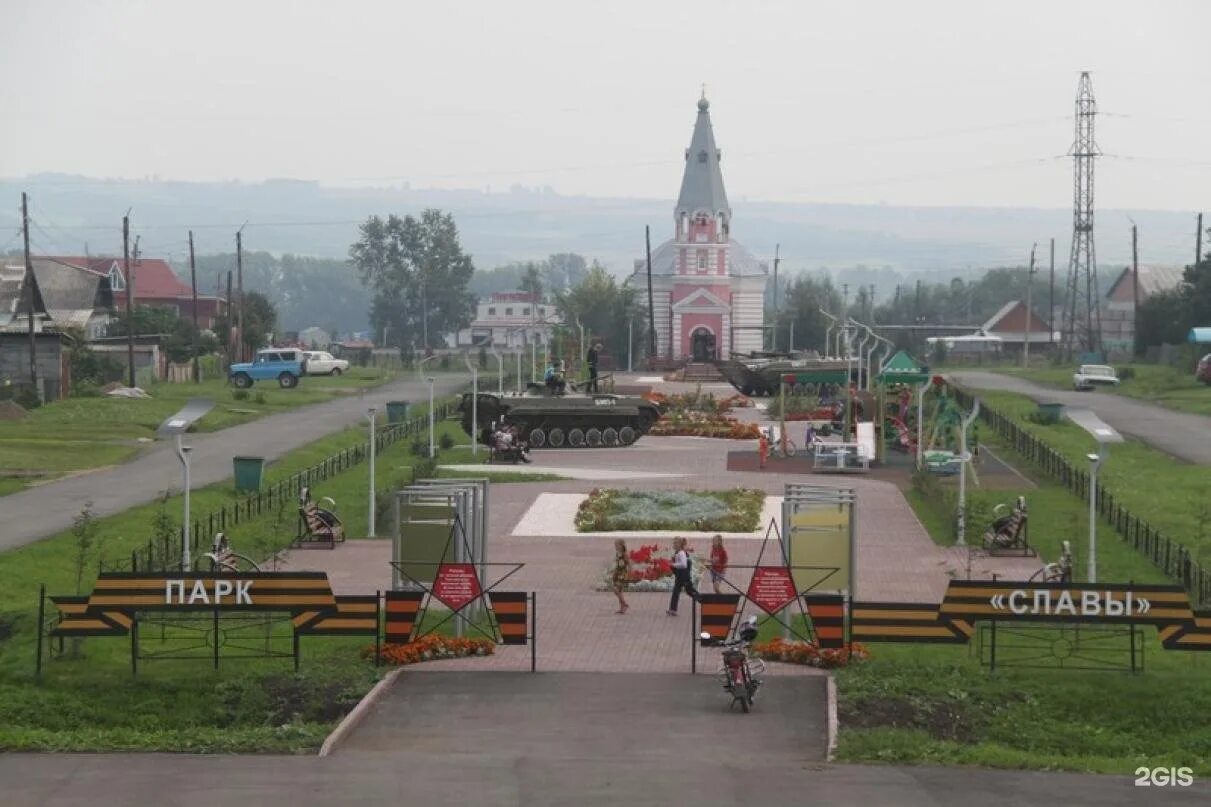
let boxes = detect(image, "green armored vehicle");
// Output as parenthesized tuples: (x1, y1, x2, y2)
(715, 352, 849, 396)
(459, 384, 663, 449)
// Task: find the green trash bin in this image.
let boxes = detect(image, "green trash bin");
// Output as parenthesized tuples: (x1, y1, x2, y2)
(233, 456, 265, 492)
(386, 401, 410, 423)
(1037, 403, 1064, 424)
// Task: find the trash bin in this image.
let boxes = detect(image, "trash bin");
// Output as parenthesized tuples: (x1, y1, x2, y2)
(386, 401, 410, 423)
(233, 456, 265, 492)
(1037, 403, 1064, 424)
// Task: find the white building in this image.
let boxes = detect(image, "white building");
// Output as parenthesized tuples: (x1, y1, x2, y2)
(446, 292, 561, 348)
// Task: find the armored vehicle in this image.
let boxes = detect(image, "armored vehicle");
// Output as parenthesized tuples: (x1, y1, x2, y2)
(459, 383, 663, 448)
(715, 352, 849, 396)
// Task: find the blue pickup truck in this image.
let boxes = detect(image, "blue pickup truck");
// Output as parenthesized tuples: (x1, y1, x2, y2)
(229, 348, 306, 389)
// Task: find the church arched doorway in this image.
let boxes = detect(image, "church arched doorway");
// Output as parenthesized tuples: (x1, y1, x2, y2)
(690, 327, 717, 362)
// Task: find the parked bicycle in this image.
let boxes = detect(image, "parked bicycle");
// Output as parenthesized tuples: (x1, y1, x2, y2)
(700, 615, 765, 713)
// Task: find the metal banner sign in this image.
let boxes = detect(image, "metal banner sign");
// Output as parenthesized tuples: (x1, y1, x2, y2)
(852, 580, 1211, 651)
(49, 572, 375, 637)
(746, 567, 798, 615)
(432, 563, 483, 612)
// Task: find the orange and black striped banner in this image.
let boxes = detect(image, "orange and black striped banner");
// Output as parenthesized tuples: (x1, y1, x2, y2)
(698, 594, 741, 644)
(803, 594, 846, 648)
(488, 591, 529, 645)
(384, 590, 425, 644)
(49, 572, 376, 638)
(852, 580, 1211, 650)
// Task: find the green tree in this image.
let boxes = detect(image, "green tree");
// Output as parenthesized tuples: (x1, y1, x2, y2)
(554, 263, 645, 368)
(520, 263, 544, 301)
(213, 291, 278, 357)
(775, 276, 842, 353)
(349, 209, 475, 352)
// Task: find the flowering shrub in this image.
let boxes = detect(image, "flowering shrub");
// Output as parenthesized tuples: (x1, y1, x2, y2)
(750, 637, 869, 669)
(575, 488, 764, 532)
(361, 635, 495, 666)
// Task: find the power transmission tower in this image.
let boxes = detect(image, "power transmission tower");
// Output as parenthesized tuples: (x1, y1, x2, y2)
(1059, 71, 1103, 360)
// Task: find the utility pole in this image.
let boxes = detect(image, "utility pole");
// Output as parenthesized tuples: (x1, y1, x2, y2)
(236, 226, 246, 361)
(1048, 237, 1055, 345)
(123, 213, 135, 387)
(645, 225, 656, 364)
(1130, 223, 1139, 357)
(1023, 243, 1037, 368)
(1197, 212, 1204, 269)
(772, 243, 780, 351)
(189, 231, 200, 382)
(21, 193, 36, 394)
(225, 270, 233, 365)
(1060, 71, 1102, 360)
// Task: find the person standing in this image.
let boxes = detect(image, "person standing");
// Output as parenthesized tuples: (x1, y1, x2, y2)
(667, 537, 699, 615)
(708, 534, 729, 595)
(586, 341, 602, 393)
(611, 539, 631, 614)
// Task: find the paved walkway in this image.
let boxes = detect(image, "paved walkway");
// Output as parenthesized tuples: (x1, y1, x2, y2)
(279, 431, 1039, 673)
(4, 751, 1206, 806)
(949, 370, 1211, 464)
(0, 375, 466, 552)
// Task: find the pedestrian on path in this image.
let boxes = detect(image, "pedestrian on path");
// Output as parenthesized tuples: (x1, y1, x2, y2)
(708, 534, 728, 595)
(611, 539, 631, 614)
(667, 537, 698, 615)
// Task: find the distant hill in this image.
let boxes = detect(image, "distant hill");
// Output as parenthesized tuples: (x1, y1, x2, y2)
(4, 174, 1198, 331)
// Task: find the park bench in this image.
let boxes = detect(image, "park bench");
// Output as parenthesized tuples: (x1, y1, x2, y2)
(295, 486, 345, 548)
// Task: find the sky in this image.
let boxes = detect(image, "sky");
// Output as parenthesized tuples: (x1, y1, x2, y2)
(2, 0, 1209, 211)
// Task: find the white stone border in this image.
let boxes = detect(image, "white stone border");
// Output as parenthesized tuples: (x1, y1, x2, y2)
(826, 675, 838, 762)
(317, 668, 404, 757)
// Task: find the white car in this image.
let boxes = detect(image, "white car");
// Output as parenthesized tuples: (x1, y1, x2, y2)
(1072, 364, 1119, 391)
(303, 351, 350, 376)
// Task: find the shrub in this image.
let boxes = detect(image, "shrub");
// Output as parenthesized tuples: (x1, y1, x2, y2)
(362, 635, 495, 666)
(412, 457, 439, 481)
(409, 436, 428, 456)
(253, 391, 267, 405)
(1117, 366, 1135, 381)
(231, 389, 250, 402)
(439, 433, 455, 450)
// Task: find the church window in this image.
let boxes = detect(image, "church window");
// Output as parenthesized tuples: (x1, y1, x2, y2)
(697, 250, 708, 272)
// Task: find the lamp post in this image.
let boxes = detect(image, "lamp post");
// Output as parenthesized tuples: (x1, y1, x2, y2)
(818, 309, 837, 357)
(1087, 450, 1103, 583)
(463, 352, 478, 457)
(177, 439, 193, 569)
(489, 344, 503, 396)
(367, 407, 377, 537)
(418, 355, 438, 458)
(956, 397, 980, 546)
(1064, 408, 1123, 583)
(156, 398, 214, 571)
(627, 318, 633, 372)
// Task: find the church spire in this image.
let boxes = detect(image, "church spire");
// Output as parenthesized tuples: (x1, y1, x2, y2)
(676, 94, 730, 222)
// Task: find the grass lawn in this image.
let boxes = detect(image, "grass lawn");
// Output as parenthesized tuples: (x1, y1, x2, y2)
(841, 448, 1211, 774)
(574, 488, 765, 532)
(0, 403, 486, 752)
(959, 389, 1211, 571)
(0, 366, 402, 496)
(989, 363, 1211, 417)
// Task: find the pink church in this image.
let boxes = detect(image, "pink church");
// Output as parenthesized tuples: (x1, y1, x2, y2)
(633, 95, 768, 362)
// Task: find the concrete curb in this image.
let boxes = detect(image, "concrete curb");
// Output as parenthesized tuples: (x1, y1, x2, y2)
(318, 668, 404, 757)
(826, 675, 838, 762)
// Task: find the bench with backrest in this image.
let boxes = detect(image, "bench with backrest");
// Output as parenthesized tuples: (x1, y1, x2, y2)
(295, 486, 345, 548)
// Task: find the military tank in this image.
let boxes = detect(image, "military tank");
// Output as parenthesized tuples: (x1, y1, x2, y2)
(715, 352, 849, 396)
(458, 383, 664, 448)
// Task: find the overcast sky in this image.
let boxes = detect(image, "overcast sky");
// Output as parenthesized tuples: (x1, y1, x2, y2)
(2, 0, 1208, 210)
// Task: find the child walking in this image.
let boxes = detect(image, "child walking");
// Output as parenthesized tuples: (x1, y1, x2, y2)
(708, 534, 729, 595)
(611, 539, 631, 614)
(667, 537, 699, 615)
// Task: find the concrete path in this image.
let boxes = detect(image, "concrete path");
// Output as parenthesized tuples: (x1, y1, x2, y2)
(949, 370, 1211, 464)
(0, 375, 466, 552)
(3, 750, 1206, 806)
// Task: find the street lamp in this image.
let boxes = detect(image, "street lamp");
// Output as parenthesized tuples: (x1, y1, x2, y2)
(367, 407, 377, 537)
(489, 343, 503, 396)
(418, 355, 438, 458)
(1066, 407, 1123, 583)
(156, 398, 214, 570)
(955, 398, 980, 546)
(818, 309, 837, 357)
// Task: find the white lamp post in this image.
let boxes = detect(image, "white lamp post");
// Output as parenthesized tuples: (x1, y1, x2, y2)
(489, 344, 503, 396)
(956, 398, 980, 546)
(818, 309, 837, 357)
(178, 440, 193, 568)
(1065, 408, 1123, 584)
(156, 399, 213, 571)
(418, 354, 438, 459)
(367, 407, 377, 537)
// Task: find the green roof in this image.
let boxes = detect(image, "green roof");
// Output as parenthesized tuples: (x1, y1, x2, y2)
(879, 350, 931, 385)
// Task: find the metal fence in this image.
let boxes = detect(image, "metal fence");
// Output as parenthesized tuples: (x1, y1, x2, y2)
(102, 401, 456, 574)
(951, 387, 1208, 604)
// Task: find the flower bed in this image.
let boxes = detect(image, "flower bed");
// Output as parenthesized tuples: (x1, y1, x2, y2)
(648, 412, 761, 439)
(595, 541, 705, 592)
(361, 635, 496, 666)
(575, 488, 764, 532)
(750, 637, 869, 669)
